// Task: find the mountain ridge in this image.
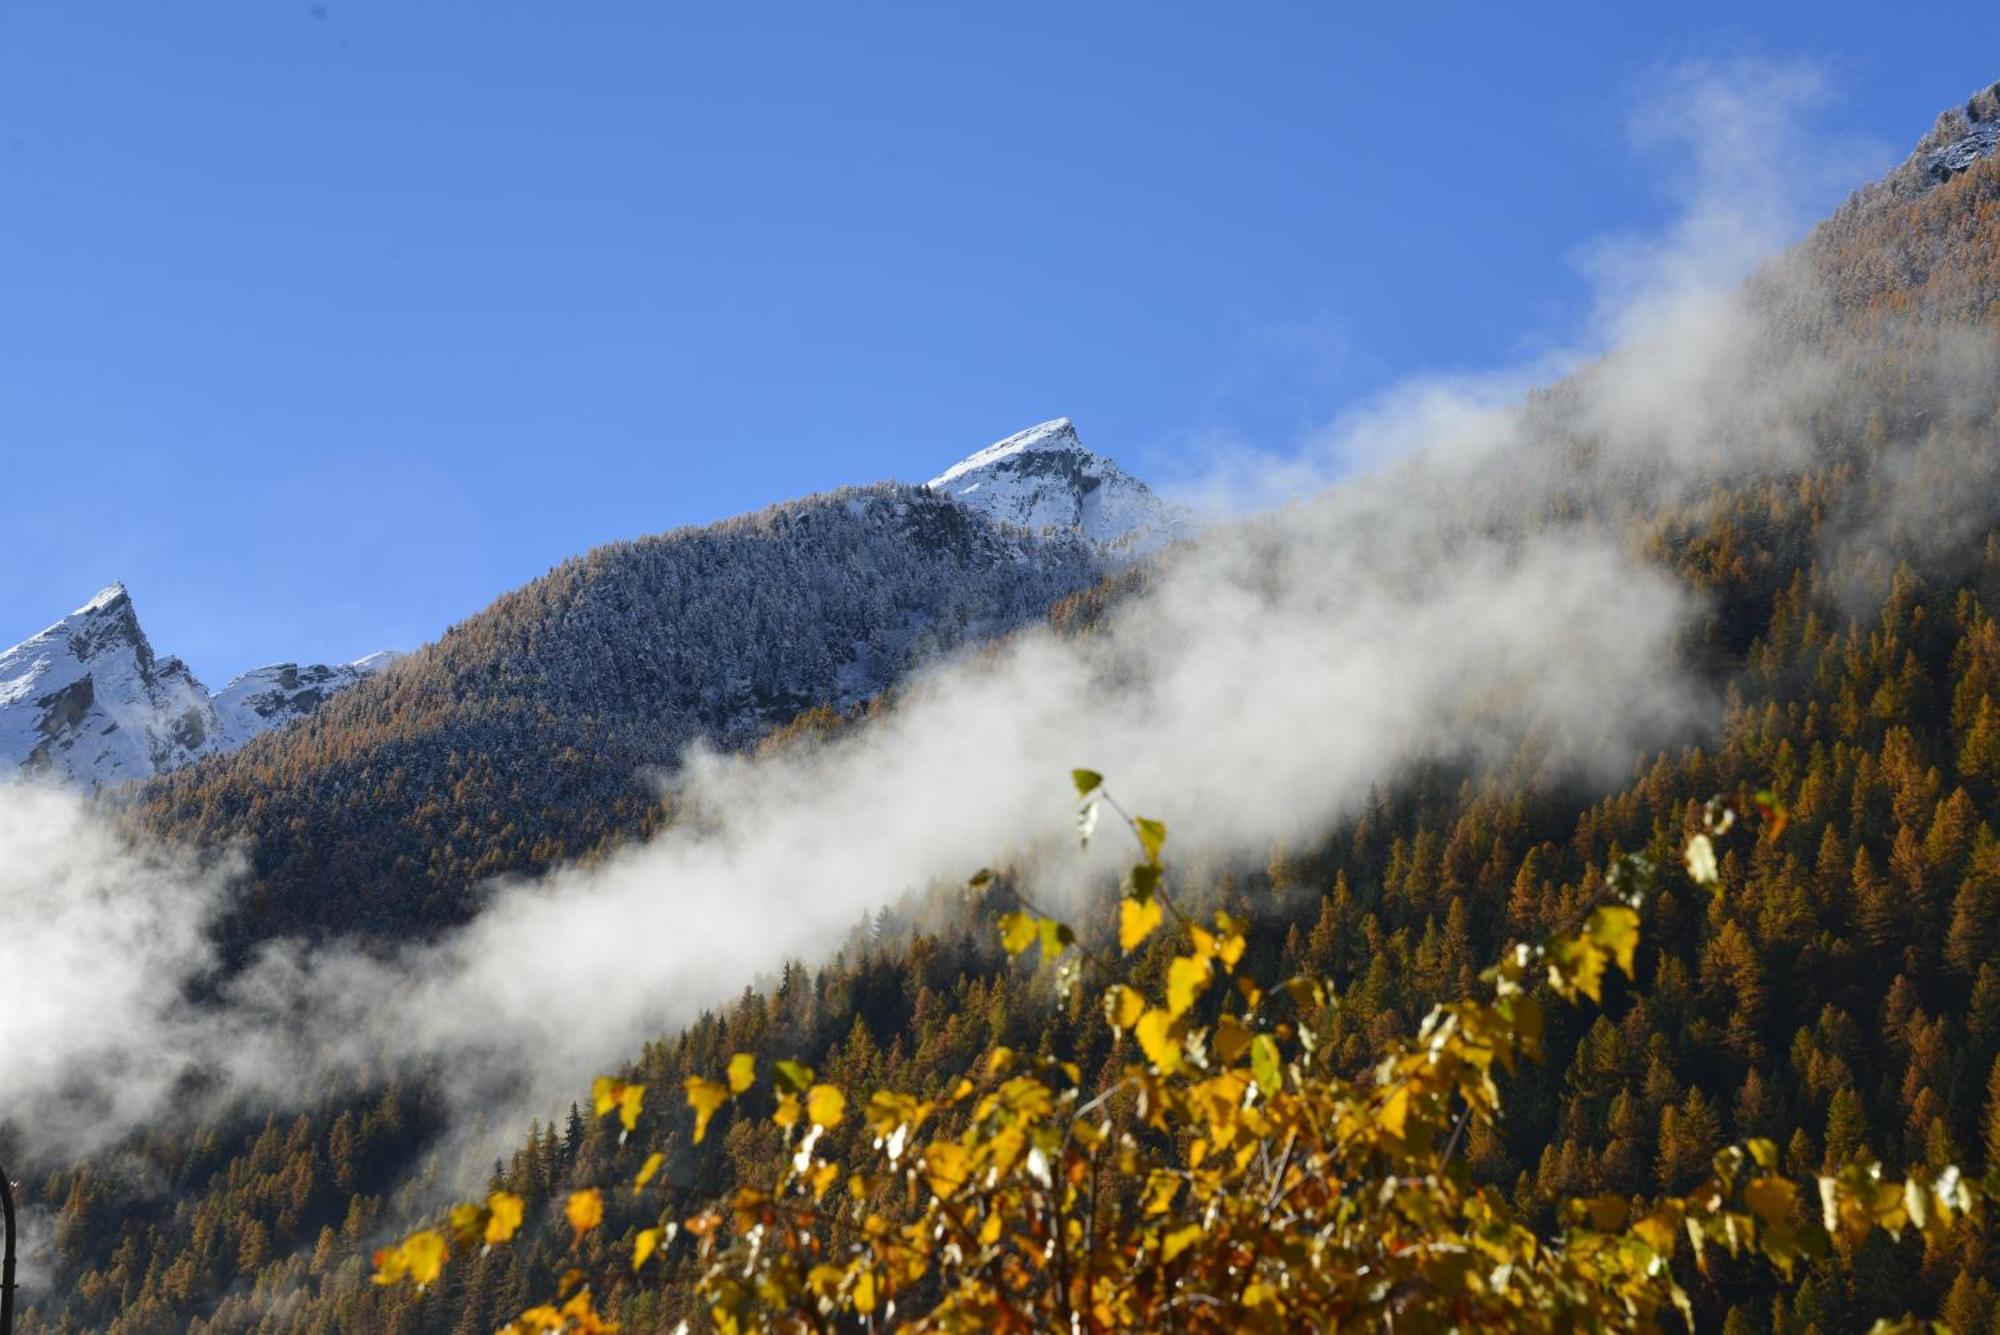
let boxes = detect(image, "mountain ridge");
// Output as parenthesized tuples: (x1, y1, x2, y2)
(1, 420, 1157, 794)
(0, 583, 397, 789)
(131, 445, 1132, 937)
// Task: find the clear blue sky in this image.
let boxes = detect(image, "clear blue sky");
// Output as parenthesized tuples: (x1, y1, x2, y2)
(2, 4, 1997, 682)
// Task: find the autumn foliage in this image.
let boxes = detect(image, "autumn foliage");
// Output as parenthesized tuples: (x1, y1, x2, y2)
(370, 775, 1984, 1332)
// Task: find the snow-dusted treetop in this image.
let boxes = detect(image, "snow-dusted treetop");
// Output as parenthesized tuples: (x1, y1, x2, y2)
(926, 418, 1190, 558)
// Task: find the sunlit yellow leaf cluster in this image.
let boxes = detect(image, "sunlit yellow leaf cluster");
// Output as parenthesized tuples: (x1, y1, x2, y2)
(374, 781, 1980, 1333)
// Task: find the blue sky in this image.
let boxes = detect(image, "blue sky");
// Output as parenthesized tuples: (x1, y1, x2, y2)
(2, 4, 1998, 682)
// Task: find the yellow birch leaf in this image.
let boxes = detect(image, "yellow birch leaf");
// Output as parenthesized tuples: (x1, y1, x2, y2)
(1633, 1205, 1682, 1256)
(1105, 983, 1146, 1031)
(999, 911, 1038, 955)
(685, 1076, 730, 1144)
(1143, 1170, 1181, 1215)
(617, 1081, 645, 1133)
(1135, 1008, 1182, 1074)
(632, 1227, 662, 1271)
(633, 1152, 664, 1192)
(1166, 955, 1210, 1019)
(727, 1052, 756, 1094)
(807, 1083, 847, 1128)
(854, 1267, 879, 1314)
(1379, 1082, 1413, 1138)
(485, 1191, 526, 1244)
(1578, 1195, 1627, 1231)
(402, 1231, 447, 1287)
(922, 1141, 971, 1198)
(1120, 895, 1163, 952)
(1584, 904, 1641, 979)
(808, 1160, 841, 1201)
(591, 1076, 620, 1117)
(447, 1202, 483, 1248)
(565, 1189, 604, 1239)
(1745, 1175, 1799, 1227)
(1217, 928, 1246, 971)
(1213, 1015, 1251, 1063)
(370, 1243, 408, 1286)
(1162, 1223, 1203, 1263)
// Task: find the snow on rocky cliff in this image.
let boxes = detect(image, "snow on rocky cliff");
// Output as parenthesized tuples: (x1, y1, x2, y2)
(210, 656, 401, 752)
(926, 419, 1190, 559)
(0, 584, 395, 789)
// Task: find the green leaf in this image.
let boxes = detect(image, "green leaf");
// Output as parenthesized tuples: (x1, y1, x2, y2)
(1071, 768, 1104, 797)
(1249, 1034, 1281, 1096)
(1134, 817, 1168, 866)
(772, 1060, 815, 1095)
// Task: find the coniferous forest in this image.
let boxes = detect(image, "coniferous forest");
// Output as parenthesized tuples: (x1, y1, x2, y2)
(16, 45, 2000, 1335)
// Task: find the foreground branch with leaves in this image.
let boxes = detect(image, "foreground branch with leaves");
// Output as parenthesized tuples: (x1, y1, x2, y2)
(374, 774, 1989, 1332)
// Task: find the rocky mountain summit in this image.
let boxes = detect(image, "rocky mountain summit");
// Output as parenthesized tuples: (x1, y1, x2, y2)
(927, 418, 1191, 558)
(5, 419, 1171, 796)
(0, 584, 395, 789)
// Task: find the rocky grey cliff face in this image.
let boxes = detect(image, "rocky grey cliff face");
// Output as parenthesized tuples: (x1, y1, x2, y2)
(0, 584, 393, 789)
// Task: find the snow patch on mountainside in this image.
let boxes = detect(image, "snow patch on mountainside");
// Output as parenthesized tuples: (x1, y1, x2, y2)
(1844, 82, 2000, 210)
(0, 586, 395, 789)
(927, 419, 1191, 559)
(1924, 116, 2000, 184)
(211, 654, 404, 752)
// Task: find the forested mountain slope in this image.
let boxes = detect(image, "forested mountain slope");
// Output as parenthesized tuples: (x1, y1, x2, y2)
(22, 84, 2000, 1334)
(132, 482, 1103, 940)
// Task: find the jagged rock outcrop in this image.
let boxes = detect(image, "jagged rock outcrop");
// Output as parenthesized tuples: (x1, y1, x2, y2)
(0, 584, 394, 789)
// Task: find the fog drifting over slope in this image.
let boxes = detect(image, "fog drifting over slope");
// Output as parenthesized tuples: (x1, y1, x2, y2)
(0, 60, 1910, 1170)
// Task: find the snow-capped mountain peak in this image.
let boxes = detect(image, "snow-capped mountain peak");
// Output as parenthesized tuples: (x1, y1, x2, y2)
(79, 582, 133, 614)
(928, 418, 1085, 489)
(210, 653, 403, 752)
(926, 418, 1189, 558)
(0, 587, 396, 789)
